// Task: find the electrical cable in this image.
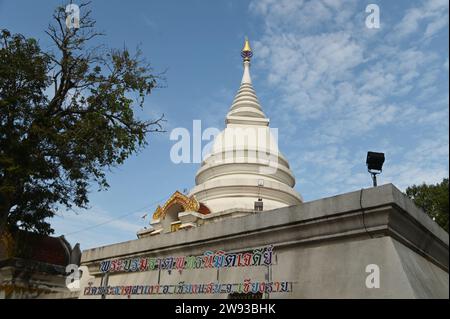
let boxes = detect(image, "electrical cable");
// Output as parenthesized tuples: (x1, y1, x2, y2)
(61, 195, 169, 236)
(360, 188, 373, 239)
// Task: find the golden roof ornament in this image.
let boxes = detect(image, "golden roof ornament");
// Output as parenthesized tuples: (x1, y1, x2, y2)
(152, 191, 201, 220)
(241, 37, 253, 61)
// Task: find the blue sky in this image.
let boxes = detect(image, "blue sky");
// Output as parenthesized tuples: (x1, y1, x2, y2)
(1, 0, 448, 249)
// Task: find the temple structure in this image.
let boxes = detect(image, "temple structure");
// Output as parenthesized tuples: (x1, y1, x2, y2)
(140, 39, 302, 237)
(0, 230, 80, 299)
(77, 39, 449, 299)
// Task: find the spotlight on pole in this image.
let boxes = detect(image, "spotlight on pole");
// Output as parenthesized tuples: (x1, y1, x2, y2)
(366, 151, 385, 187)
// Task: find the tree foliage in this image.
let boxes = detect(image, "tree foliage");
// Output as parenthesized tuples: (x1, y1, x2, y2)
(0, 3, 164, 234)
(406, 178, 449, 232)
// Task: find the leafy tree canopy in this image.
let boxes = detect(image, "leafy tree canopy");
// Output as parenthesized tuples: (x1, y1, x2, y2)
(406, 178, 449, 232)
(0, 3, 164, 234)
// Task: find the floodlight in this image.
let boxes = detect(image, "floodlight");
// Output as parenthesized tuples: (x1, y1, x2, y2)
(366, 151, 385, 187)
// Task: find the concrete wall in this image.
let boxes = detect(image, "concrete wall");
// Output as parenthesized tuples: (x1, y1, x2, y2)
(79, 184, 449, 299)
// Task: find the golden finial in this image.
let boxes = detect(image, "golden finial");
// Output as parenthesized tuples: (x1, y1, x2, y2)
(241, 36, 253, 61)
(243, 37, 252, 52)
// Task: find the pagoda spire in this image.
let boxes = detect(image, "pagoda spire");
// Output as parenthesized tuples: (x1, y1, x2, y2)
(241, 37, 253, 61)
(224, 37, 267, 125)
(240, 37, 253, 84)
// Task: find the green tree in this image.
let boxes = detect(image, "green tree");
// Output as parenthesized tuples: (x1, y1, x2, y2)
(405, 178, 449, 232)
(0, 4, 164, 234)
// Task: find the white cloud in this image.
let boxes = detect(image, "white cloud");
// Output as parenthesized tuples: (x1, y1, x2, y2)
(250, 0, 449, 200)
(249, 0, 357, 33)
(391, 0, 448, 40)
(383, 136, 449, 190)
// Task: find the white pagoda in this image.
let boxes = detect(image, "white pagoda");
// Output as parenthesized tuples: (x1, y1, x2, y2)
(143, 39, 302, 236)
